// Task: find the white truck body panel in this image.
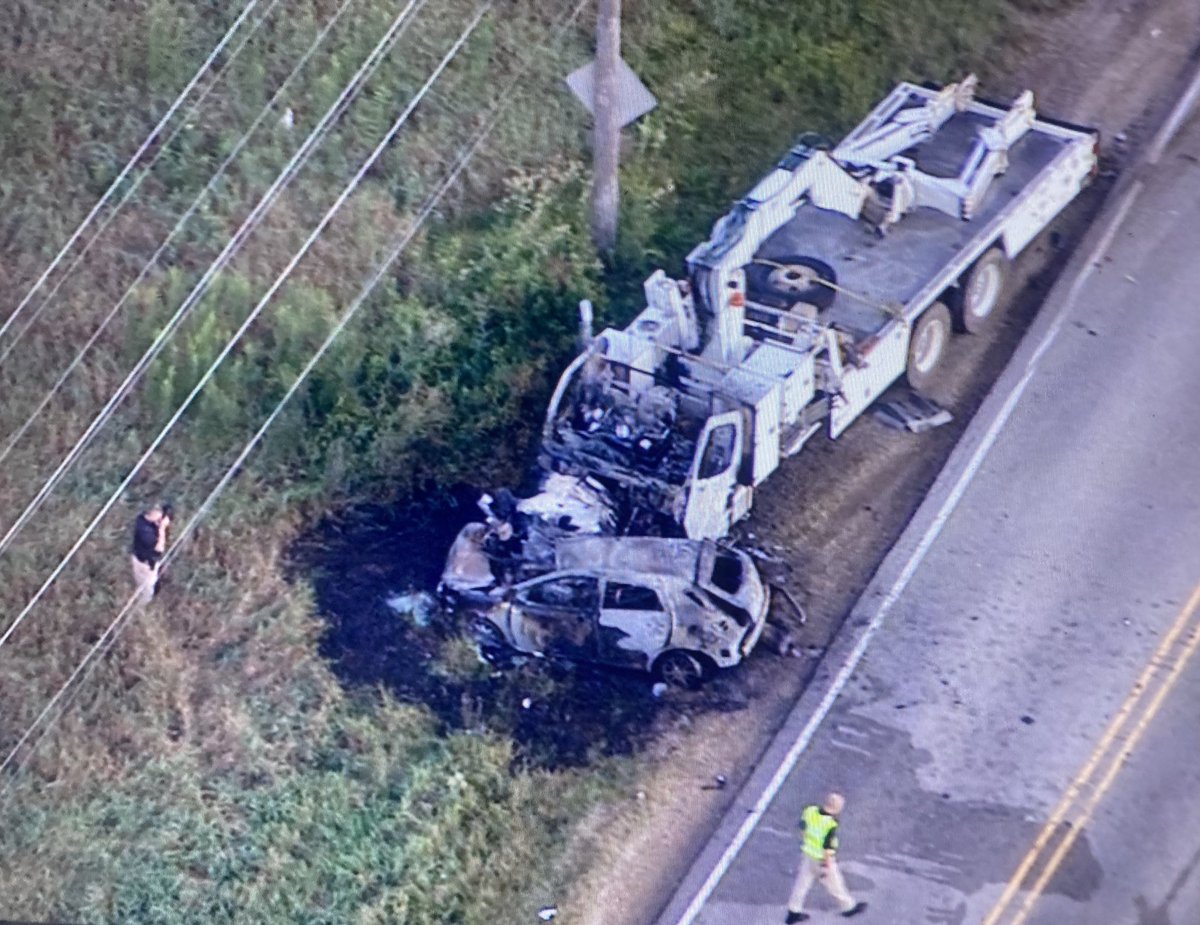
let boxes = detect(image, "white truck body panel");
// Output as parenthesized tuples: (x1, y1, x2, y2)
(830, 321, 911, 437)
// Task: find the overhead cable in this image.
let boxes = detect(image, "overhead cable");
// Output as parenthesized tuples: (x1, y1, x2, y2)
(0, 0, 361, 474)
(0, 3, 490, 659)
(0, 0, 431, 570)
(0, 0, 587, 789)
(2, 0, 266, 345)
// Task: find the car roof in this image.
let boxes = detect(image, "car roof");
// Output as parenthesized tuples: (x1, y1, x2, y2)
(553, 536, 707, 582)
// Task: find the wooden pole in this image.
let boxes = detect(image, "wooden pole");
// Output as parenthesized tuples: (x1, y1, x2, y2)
(591, 0, 620, 255)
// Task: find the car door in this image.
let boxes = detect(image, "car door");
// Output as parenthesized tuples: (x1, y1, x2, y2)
(598, 579, 673, 670)
(509, 574, 600, 662)
(683, 411, 744, 539)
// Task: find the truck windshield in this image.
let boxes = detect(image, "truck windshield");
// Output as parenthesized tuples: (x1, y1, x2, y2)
(698, 423, 737, 479)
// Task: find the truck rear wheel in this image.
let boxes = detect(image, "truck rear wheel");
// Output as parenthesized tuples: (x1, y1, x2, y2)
(906, 302, 952, 393)
(952, 247, 1008, 334)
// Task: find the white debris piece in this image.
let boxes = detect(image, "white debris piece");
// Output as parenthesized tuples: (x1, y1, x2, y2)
(517, 473, 616, 534)
(386, 591, 437, 627)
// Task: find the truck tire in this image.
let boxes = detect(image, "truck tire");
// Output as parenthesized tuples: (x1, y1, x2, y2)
(745, 255, 837, 311)
(906, 302, 952, 393)
(952, 247, 1008, 334)
(654, 650, 710, 690)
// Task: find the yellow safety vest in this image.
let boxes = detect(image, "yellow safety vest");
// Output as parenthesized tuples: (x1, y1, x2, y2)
(801, 804, 838, 860)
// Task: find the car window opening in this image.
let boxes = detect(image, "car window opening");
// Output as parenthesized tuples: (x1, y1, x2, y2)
(603, 582, 663, 612)
(710, 552, 744, 594)
(523, 576, 598, 610)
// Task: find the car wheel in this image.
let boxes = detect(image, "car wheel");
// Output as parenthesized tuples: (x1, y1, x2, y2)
(654, 650, 709, 690)
(952, 247, 1008, 334)
(745, 255, 838, 311)
(905, 301, 952, 394)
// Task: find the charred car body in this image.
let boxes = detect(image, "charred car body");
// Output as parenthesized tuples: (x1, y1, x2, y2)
(466, 535, 769, 688)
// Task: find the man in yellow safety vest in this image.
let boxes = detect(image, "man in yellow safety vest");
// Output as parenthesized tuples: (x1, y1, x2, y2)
(784, 792, 867, 922)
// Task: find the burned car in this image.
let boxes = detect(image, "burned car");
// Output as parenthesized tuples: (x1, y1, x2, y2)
(469, 535, 769, 688)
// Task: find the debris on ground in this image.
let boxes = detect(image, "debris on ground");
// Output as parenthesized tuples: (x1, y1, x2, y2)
(874, 392, 953, 433)
(744, 545, 785, 566)
(763, 621, 802, 658)
(385, 590, 438, 627)
(651, 682, 669, 698)
(538, 906, 559, 921)
(772, 584, 809, 627)
(701, 774, 728, 791)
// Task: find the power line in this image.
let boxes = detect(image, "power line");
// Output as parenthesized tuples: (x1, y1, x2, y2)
(0, 3, 489, 661)
(0, 0, 432, 572)
(0, 0, 288, 370)
(0, 0, 362, 477)
(0, 0, 588, 792)
(1, 0, 265, 345)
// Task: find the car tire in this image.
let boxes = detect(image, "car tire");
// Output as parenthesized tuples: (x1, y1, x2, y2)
(905, 301, 952, 394)
(951, 247, 1008, 334)
(654, 650, 710, 690)
(745, 255, 837, 311)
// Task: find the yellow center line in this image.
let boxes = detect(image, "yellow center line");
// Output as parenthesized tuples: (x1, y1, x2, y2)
(980, 581, 1200, 925)
(1006, 612, 1200, 923)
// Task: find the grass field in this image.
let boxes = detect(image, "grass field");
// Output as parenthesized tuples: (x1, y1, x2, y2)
(0, 0, 1068, 921)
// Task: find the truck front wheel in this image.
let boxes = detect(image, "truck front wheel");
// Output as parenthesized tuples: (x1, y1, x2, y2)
(906, 302, 952, 394)
(953, 247, 1008, 334)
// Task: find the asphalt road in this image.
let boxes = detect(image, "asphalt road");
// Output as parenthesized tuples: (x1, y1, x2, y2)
(658, 104, 1200, 925)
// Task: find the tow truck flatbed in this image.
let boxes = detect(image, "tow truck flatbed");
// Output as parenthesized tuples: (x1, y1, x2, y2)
(753, 84, 1096, 338)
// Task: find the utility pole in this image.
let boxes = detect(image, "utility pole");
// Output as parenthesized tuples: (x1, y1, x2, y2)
(591, 0, 620, 256)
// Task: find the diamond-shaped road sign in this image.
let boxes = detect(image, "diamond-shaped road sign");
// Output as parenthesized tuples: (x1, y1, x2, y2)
(565, 57, 657, 127)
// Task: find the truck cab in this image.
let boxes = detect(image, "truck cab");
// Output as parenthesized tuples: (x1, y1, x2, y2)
(539, 304, 828, 539)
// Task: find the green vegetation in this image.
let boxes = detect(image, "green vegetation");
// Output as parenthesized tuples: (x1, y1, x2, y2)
(0, 0, 1063, 921)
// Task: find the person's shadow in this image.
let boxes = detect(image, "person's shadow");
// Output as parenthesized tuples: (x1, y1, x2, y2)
(1131, 840, 1200, 925)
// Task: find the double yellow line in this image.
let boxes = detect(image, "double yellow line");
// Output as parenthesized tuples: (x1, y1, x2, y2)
(981, 581, 1200, 925)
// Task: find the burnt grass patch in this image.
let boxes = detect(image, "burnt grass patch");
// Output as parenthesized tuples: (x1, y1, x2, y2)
(288, 486, 753, 770)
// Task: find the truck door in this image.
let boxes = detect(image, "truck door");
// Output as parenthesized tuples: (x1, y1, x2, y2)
(683, 411, 744, 539)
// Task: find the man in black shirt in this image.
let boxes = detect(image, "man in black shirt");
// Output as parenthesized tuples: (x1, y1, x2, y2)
(130, 504, 171, 604)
